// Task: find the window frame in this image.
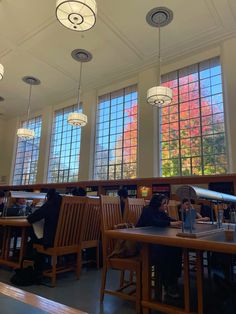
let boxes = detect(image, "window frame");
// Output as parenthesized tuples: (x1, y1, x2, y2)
(12, 116, 42, 185)
(160, 57, 228, 177)
(47, 104, 83, 183)
(93, 84, 138, 180)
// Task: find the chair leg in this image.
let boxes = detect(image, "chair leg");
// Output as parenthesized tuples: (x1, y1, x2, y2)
(100, 264, 108, 301)
(51, 255, 57, 287)
(135, 266, 141, 314)
(76, 251, 82, 279)
(120, 270, 125, 287)
(96, 245, 100, 269)
(129, 271, 134, 283)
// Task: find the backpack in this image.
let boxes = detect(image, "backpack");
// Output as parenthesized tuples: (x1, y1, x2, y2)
(108, 223, 139, 258)
(10, 266, 41, 286)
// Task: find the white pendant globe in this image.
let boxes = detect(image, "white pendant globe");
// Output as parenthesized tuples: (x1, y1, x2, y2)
(68, 112, 87, 126)
(147, 86, 173, 107)
(56, 0, 97, 31)
(17, 128, 35, 140)
(0, 64, 4, 80)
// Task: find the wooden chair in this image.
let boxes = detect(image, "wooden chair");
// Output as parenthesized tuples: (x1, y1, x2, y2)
(123, 197, 145, 225)
(100, 195, 141, 314)
(34, 196, 87, 286)
(81, 197, 101, 269)
(167, 200, 180, 220)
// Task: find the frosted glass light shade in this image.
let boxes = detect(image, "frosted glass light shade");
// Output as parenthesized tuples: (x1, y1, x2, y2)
(147, 85, 172, 107)
(56, 0, 97, 31)
(17, 128, 35, 140)
(68, 112, 87, 126)
(0, 64, 4, 80)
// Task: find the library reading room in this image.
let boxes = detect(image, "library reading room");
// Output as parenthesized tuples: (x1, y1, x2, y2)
(1, 1, 236, 314)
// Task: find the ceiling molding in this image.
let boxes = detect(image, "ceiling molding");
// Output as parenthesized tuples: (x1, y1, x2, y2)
(98, 8, 144, 60)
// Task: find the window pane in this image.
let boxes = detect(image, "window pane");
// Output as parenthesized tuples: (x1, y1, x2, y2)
(94, 85, 138, 179)
(160, 57, 228, 176)
(47, 105, 82, 182)
(13, 116, 42, 184)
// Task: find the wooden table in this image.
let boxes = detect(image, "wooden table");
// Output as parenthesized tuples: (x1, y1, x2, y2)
(105, 226, 236, 314)
(0, 218, 30, 268)
(0, 281, 87, 314)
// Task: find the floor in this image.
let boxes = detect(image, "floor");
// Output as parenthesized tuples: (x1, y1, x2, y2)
(0, 265, 235, 314)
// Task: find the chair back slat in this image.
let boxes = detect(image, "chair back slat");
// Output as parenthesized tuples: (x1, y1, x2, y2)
(167, 200, 180, 220)
(124, 198, 145, 225)
(100, 195, 122, 256)
(54, 196, 87, 247)
(83, 197, 101, 242)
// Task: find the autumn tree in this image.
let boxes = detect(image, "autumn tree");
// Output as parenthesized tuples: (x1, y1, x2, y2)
(161, 73, 227, 177)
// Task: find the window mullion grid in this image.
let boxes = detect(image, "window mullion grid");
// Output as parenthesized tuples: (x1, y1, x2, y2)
(107, 94, 112, 180)
(197, 63, 204, 175)
(121, 88, 125, 179)
(58, 109, 64, 182)
(177, 71, 182, 176)
(93, 102, 99, 179)
(68, 105, 74, 181)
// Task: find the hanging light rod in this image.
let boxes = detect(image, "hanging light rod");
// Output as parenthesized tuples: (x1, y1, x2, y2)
(56, 0, 97, 32)
(0, 64, 4, 80)
(146, 7, 173, 108)
(17, 76, 40, 141)
(67, 49, 92, 127)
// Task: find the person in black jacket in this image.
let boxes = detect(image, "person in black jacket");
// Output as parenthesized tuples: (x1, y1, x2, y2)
(27, 189, 62, 248)
(118, 188, 128, 216)
(136, 193, 182, 298)
(0, 191, 5, 215)
(71, 187, 87, 196)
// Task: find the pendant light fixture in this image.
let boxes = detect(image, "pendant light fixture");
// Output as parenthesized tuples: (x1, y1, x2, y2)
(17, 76, 40, 140)
(67, 49, 92, 127)
(56, 0, 97, 32)
(0, 64, 4, 80)
(146, 7, 173, 107)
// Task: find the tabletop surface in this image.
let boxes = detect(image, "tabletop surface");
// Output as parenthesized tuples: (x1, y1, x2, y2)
(0, 282, 87, 314)
(0, 217, 30, 226)
(105, 225, 236, 254)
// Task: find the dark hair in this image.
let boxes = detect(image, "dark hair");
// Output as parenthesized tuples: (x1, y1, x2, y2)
(182, 198, 195, 204)
(72, 187, 87, 196)
(0, 191, 5, 198)
(46, 189, 59, 201)
(118, 188, 128, 199)
(149, 194, 168, 211)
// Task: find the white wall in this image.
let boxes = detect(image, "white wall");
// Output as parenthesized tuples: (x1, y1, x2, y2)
(0, 38, 236, 184)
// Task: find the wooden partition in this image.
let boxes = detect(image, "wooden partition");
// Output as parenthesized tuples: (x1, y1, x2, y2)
(1, 174, 236, 200)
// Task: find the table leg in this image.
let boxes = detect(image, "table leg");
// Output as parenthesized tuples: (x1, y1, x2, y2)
(141, 244, 151, 314)
(4, 227, 11, 260)
(183, 249, 190, 313)
(19, 228, 27, 266)
(196, 251, 203, 314)
(1, 227, 7, 259)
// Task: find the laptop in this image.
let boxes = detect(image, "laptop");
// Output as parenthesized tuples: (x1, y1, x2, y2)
(4, 207, 28, 218)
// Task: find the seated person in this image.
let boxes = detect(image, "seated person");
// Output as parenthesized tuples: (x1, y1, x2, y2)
(0, 191, 5, 215)
(71, 187, 87, 196)
(136, 194, 182, 298)
(27, 189, 62, 249)
(199, 202, 215, 221)
(6, 198, 29, 216)
(118, 188, 128, 216)
(178, 199, 210, 222)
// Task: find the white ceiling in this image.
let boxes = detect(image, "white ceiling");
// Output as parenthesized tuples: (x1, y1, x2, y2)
(0, 0, 236, 118)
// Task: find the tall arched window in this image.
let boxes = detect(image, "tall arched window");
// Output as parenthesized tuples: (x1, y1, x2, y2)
(13, 116, 42, 184)
(160, 57, 228, 176)
(94, 85, 138, 180)
(48, 105, 82, 183)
